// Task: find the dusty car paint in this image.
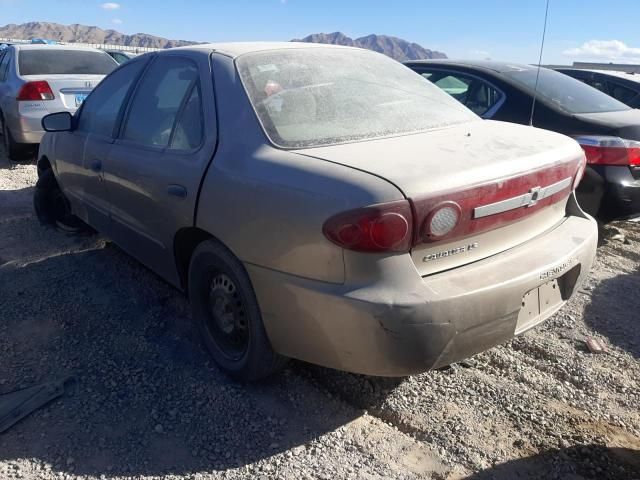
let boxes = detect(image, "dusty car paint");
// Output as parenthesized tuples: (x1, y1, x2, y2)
(38, 43, 598, 376)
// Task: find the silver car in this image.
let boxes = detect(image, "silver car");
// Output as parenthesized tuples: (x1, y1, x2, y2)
(0, 44, 117, 160)
(36, 43, 598, 381)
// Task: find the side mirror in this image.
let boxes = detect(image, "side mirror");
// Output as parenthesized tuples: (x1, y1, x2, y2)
(42, 111, 73, 132)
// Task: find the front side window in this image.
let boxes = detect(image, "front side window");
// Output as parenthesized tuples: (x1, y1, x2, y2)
(504, 67, 630, 114)
(237, 48, 477, 149)
(122, 56, 199, 148)
(77, 59, 147, 137)
(0, 51, 10, 81)
(18, 49, 117, 76)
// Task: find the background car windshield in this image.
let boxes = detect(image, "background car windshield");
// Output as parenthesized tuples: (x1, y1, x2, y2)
(237, 48, 477, 148)
(504, 67, 630, 114)
(18, 50, 117, 75)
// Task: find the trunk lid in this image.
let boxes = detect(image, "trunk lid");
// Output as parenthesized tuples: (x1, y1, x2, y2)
(297, 120, 584, 275)
(572, 109, 640, 141)
(21, 74, 106, 112)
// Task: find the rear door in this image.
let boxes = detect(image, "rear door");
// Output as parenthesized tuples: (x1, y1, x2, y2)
(104, 53, 217, 285)
(55, 57, 149, 232)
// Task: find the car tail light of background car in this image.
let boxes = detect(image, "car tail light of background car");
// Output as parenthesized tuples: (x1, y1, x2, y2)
(16, 81, 55, 101)
(575, 136, 640, 167)
(323, 155, 585, 253)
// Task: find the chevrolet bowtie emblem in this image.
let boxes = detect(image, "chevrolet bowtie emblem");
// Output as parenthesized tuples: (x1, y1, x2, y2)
(527, 186, 542, 207)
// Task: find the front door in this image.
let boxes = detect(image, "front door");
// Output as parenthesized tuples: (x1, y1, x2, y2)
(56, 57, 149, 232)
(104, 54, 216, 285)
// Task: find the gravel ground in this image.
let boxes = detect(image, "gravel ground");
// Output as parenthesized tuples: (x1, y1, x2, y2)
(0, 146, 638, 480)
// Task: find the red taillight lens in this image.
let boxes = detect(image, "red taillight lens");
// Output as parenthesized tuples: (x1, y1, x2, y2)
(575, 135, 640, 166)
(323, 200, 413, 253)
(17, 81, 55, 101)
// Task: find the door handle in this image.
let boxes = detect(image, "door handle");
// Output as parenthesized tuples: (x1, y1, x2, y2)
(167, 184, 187, 198)
(89, 159, 102, 172)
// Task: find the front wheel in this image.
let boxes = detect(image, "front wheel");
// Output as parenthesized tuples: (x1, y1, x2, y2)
(188, 239, 287, 381)
(33, 168, 91, 234)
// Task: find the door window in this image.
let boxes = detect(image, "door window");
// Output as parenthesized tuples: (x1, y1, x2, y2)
(77, 58, 147, 137)
(122, 56, 199, 148)
(428, 71, 504, 117)
(170, 84, 203, 150)
(0, 51, 10, 81)
(607, 81, 639, 105)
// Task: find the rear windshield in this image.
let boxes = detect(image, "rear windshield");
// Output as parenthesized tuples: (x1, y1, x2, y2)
(504, 67, 630, 114)
(18, 50, 117, 76)
(236, 48, 477, 149)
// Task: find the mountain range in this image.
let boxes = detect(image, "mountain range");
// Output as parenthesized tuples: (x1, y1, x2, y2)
(0, 22, 196, 49)
(0, 22, 447, 60)
(292, 32, 447, 61)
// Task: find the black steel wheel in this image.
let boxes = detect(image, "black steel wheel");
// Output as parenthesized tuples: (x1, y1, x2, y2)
(33, 168, 91, 234)
(188, 239, 287, 381)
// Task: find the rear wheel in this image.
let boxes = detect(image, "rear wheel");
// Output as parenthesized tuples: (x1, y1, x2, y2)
(33, 168, 90, 234)
(188, 239, 287, 381)
(1, 114, 30, 162)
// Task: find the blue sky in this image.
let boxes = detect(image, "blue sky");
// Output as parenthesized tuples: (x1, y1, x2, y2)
(1, 0, 640, 64)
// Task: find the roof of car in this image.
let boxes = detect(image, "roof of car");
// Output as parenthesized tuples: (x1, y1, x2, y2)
(405, 59, 540, 73)
(13, 44, 108, 53)
(171, 41, 360, 58)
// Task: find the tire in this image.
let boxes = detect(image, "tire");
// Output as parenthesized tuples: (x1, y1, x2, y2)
(2, 115, 29, 162)
(33, 168, 90, 234)
(188, 239, 287, 381)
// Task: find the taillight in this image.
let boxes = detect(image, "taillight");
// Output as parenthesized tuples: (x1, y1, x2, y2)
(323, 200, 413, 253)
(411, 157, 580, 245)
(422, 202, 461, 239)
(16, 81, 55, 101)
(575, 135, 640, 166)
(325, 156, 582, 253)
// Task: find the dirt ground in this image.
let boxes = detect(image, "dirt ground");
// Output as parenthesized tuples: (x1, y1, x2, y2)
(0, 146, 638, 480)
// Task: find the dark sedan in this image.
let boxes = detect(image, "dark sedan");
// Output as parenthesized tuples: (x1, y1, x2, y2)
(555, 68, 640, 109)
(406, 60, 640, 220)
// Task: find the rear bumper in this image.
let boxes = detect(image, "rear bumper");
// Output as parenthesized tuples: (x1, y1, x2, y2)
(6, 109, 46, 144)
(578, 165, 640, 219)
(601, 165, 640, 217)
(248, 196, 598, 376)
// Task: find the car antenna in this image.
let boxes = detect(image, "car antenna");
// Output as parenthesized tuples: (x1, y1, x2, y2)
(529, 0, 551, 126)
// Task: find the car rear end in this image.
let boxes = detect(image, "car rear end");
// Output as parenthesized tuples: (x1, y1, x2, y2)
(571, 110, 640, 219)
(6, 45, 117, 144)
(234, 47, 598, 376)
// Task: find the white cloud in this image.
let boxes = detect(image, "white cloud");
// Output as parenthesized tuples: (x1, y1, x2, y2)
(111, 18, 123, 24)
(101, 2, 120, 10)
(563, 40, 640, 64)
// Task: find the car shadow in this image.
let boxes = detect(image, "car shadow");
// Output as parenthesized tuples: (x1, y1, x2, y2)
(463, 445, 640, 480)
(0, 243, 363, 477)
(582, 268, 640, 359)
(0, 185, 35, 220)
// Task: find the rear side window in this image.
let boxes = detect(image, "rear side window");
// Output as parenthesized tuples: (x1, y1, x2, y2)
(18, 50, 117, 76)
(608, 82, 638, 105)
(77, 59, 147, 137)
(170, 84, 203, 150)
(504, 67, 629, 114)
(122, 56, 199, 148)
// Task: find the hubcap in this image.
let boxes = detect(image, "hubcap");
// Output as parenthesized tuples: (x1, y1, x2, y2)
(205, 273, 248, 360)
